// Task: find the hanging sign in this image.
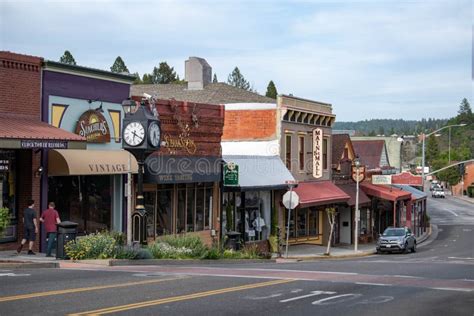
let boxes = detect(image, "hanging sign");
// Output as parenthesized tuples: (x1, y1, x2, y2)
(0, 159, 9, 172)
(75, 110, 110, 143)
(352, 165, 366, 182)
(223, 162, 239, 186)
(313, 128, 323, 178)
(372, 174, 392, 185)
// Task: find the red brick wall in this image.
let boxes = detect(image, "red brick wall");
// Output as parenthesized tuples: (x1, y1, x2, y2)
(452, 162, 474, 196)
(0, 52, 43, 251)
(0, 51, 42, 117)
(222, 109, 277, 141)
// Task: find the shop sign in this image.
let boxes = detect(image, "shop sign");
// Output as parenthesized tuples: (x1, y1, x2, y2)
(88, 163, 130, 174)
(352, 165, 366, 182)
(75, 110, 110, 143)
(0, 159, 9, 172)
(223, 162, 239, 186)
(372, 175, 392, 185)
(392, 172, 422, 186)
(21, 140, 68, 149)
(312, 128, 323, 178)
(163, 133, 197, 155)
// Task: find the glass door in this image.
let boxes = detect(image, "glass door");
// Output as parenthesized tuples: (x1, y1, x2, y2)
(144, 191, 156, 239)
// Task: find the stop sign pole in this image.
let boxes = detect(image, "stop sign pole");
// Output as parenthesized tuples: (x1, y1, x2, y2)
(283, 181, 299, 258)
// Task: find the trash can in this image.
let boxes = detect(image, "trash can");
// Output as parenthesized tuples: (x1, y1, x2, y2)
(56, 221, 78, 259)
(225, 231, 241, 250)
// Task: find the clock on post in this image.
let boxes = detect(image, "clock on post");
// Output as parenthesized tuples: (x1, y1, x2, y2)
(121, 95, 161, 245)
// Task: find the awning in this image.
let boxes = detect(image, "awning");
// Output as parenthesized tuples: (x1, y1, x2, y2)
(293, 181, 350, 208)
(145, 155, 221, 184)
(0, 114, 86, 149)
(223, 155, 295, 191)
(360, 182, 411, 202)
(48, 149, 138, 176)
(392, 185, 427, 201)
(337, 183, 371, 206)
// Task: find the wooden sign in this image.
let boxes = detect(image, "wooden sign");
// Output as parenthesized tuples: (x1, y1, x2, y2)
(352, 165, 366, 182)
(75, 110, 110, 143)
(313, 128, 323, 178)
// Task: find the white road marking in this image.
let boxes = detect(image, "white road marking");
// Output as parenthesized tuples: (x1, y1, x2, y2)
(246, 293, 283, 300)
(463, 279, 474, 282)
(355, 282, 392, 287)
(0, 273, 30, 277)
(280, 291, 336, 303)
(448, 257, 474, 260)
(392, 275, 423, 279)
(446, 210, 458, 217)
(312, 294, 362, 305)
(352, 296, 394, 305)
(291, 289, 303, 293)
(242, 268, 358, 276)
(462, 228, 472, 232)
(431, 287, 472, 292)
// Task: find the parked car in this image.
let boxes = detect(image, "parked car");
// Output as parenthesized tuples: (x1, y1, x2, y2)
(432, 187, 445, 198)
(376, 227, 416, 254)
(430, 181, 440, 191)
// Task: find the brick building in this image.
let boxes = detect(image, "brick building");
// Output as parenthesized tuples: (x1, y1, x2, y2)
(0, 51, 85, 251)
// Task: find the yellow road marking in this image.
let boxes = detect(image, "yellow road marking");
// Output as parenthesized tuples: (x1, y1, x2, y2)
(70, 278, 295, 316)
(0, 276, 187, 303)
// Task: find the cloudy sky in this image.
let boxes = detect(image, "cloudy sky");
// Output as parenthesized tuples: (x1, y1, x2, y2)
(1, 0, 471, 121)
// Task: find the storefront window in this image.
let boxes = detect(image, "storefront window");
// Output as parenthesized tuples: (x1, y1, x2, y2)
(0, 150, 16, 242)
(48, 175, 112, 234)
(156, 188, 172, 236)
(144, 191, 156, 238)
(186, 184, 195, 232)
(177, 188, 186, 234)
(195, 184, 205, 231)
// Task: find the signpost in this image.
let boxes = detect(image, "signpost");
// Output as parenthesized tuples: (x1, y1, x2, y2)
(223, 162, 239, 186)
(283, 181, 299, 258)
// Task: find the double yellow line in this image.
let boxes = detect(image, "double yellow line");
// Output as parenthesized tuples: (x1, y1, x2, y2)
(0, 276, 186, 303)
(70, 278, 295, 315)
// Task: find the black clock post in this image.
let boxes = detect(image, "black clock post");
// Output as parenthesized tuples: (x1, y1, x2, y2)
(121, 97, 161, 245)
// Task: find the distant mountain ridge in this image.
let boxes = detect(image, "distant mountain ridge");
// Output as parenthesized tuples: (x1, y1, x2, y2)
(333, 118, 449, 136)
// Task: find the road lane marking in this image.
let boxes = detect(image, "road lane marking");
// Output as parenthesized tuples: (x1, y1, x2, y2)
(312, 294, 362, 305)
(0, 273, 30, 277)
(448, 257, 474, 260)
(355, 282, 392, 287)
(69, 278, 295, 315)
(0, 276, 186, 303)
(430, 287, 472, 292)
(392, 275, 423, 279)
(280, 291, 336, 303)
(446, 210, 458, 217)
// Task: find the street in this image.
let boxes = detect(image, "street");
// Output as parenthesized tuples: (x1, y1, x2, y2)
(1, 195, 473, 316)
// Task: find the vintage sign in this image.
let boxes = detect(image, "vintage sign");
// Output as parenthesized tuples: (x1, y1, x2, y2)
(372, 174, 392, 185)
(21, 140, 68, 149)
(223, 162, 239, 186)
(0, 159, 9, 172)
(312, 128, 323, 178)
(75, 110, 110, 143)
(163, 133, 197, 155)
(88, 164, 130, 174)
(392, 172, 422, 186)
(352, 165, 366, 182)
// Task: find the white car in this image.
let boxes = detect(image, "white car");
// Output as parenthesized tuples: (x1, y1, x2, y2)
(432, 188, 445, 198)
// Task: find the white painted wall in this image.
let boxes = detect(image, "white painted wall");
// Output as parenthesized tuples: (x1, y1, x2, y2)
(339, 208, 351, 244)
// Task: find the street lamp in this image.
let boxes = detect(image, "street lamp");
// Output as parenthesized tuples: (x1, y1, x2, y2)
(421, 123, 467, 191)
(354, 156, 360, 252)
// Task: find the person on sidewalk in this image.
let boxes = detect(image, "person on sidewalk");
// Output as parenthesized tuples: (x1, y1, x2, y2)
(16, 199, 38, 255)
(40, 202, 61, 257)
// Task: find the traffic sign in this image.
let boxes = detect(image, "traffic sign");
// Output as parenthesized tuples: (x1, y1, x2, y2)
(283, 190, 299, 209)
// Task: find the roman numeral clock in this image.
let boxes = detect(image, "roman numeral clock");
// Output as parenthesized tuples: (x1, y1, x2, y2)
(121, 97, 161, 244)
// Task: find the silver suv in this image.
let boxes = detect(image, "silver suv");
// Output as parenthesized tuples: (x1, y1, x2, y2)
(376, 227, 416, 254)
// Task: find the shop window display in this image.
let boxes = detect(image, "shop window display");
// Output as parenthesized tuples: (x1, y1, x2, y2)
(0, 150, 16, 242)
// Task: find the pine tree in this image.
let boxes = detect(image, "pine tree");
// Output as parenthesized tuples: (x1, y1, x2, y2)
(265, 80, 277, 99)
(132, 72, 141, 84)
(151, 62, 177, 84)
(426, 134, 439, 166)
(227, 67, 250, 91)
(457, 98, 473, 124)
(213, 74, 218, 83)
(59, 50, 77, 65)
(110, 56, 129, 73)
(142, 73, 153, 84)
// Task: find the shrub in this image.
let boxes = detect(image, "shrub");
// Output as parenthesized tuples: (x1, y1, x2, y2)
(135, 248, 153, 260)
(156, 235, 207, 257)
(0, 207, 10, 237)
(149, 242, 194, 259)
(201, 246, 221, 260)
(240, 243, 262, 259)
(113, 245, 138, 260)
(65, 232, 116, 260)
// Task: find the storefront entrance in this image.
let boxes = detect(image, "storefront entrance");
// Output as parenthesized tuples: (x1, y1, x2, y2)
(286, 207, 323, 244)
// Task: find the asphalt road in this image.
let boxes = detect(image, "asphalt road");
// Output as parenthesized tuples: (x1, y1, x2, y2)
(0, 195, 473, 316)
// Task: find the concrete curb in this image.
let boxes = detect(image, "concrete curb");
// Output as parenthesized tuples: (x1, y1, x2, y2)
(281, 250, 376, 261)
(417, 225, 432, 245)
(0, 261, 59, 269)
(69, 258, 276, 266)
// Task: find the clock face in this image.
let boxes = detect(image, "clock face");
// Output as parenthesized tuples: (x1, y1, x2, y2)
(148, 121, 161, 148)
(123, 122, 145, 146)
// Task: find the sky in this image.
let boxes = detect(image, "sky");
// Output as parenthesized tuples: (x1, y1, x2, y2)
(0, 0, 471, 121)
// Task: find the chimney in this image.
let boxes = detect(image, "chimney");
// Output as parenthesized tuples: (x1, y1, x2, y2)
(185, 57, 212, 90)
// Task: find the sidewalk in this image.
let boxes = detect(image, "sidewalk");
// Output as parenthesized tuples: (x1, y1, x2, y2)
(0, 250, 59, 268)
(450, 194, 474, 204)
(281, 242, 376, 261)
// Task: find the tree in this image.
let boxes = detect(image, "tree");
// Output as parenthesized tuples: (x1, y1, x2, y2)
(151, 62, 177, 84)
(0, 207, 10, 237)
(457, 98, 473, 125)
(325, 207, 337, 255)
(213, 74, 218, 83)
(110, 56, 129, 73)
(227, 67, 250, 91)
(132, 72, 141, 84)
(426, 134, 439, 166)
(141, 73, 153, 84)
(265, 80, 278, 99)
(59, 50, 77, 65)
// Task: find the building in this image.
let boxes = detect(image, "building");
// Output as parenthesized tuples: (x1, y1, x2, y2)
(0, 52, 86, 251)
(279, 95, 350, 246)
(41, 60, 136, 241)
(452, 161, 474, 197)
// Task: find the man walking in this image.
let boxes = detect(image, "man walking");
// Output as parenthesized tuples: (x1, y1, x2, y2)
(16, 199, 38, 255)
(40, 202, 61, 257)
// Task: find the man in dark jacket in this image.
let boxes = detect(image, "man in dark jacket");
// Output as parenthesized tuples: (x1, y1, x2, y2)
(17, 199, 38, 255)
